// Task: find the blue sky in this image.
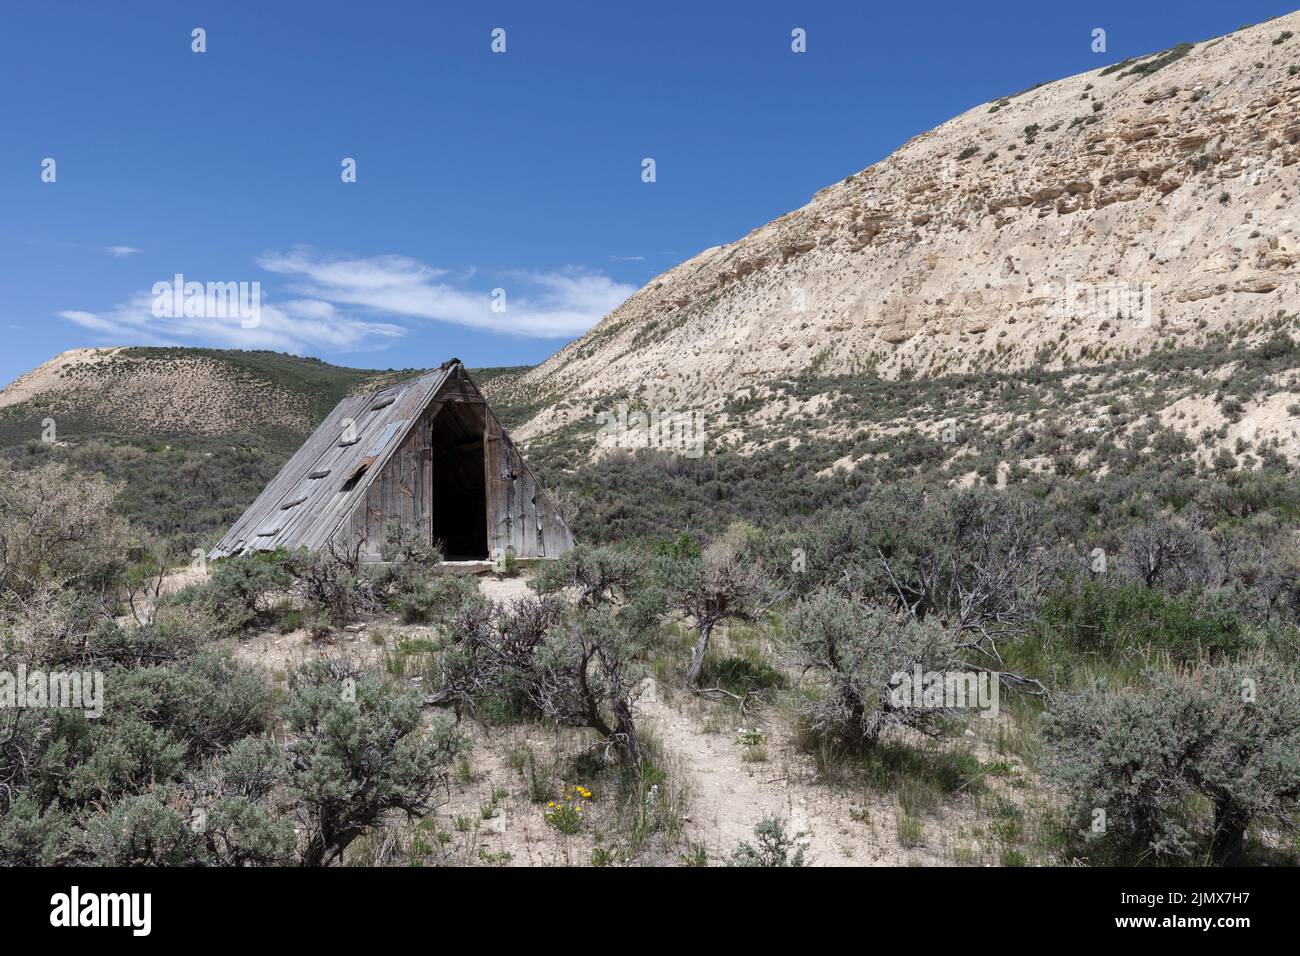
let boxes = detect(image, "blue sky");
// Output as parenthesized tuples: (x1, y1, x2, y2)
(2, 0, 1294, 385)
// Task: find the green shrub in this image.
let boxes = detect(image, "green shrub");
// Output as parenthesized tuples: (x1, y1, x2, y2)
(284, 660, 465, 866)
(436, 595, 567, 720)
(1042, 657, 1300, 865)
(726, 817, 807, 866)
(785, 590, 964, 748)
(697, 652, 785, 694)
(78, 791, 198, 866)
(656, 524, 778, 685)
(103, 649, 276, 755)
(388, 571, 483, 625)
(188, 550, 293, 632)
(1033, 578, 1250, 670)
(531, 544, 648, 608)
(531, 605, 652, 767)
(283, 544, 380, 629)
(0, 796, 70, 866)
(198, 793, 298, 866)
(0, 645, 279, 863)
(0, 461, 131, 604)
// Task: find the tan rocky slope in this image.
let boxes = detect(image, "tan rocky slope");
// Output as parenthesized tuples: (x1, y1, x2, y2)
(0, 347, 390, 445)
(510, 14, 1300, 443)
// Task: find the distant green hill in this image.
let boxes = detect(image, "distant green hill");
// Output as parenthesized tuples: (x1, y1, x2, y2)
(0, 347, 416, 450)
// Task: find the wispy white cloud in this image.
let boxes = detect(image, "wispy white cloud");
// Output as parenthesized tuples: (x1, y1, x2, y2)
(56, 250, 632, 354)
(258, 250, 634, 337)
(104, 245, 142, 258)
(609, 254, 645, 262)
(57, 293, 404, 353)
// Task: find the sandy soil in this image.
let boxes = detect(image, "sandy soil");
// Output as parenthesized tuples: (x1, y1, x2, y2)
(634, 692, 938, 865)
(477, 574, 534, 603)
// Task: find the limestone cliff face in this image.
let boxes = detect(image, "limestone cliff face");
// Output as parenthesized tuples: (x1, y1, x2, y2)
(513, 14, 1300, 441)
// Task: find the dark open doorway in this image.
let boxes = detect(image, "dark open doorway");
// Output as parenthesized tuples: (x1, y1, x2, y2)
(429, 401, 488, 559)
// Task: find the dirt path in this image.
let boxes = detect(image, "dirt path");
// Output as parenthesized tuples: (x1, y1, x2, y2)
(636, 691, 937, 866)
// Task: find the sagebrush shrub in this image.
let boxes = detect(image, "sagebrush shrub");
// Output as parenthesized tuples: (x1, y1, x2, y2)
(785, 589, 964, 747)
(1042, 656, 1300, 865)
(284, 543, 379, 629)
(388, 572, 483, 625)
(437, 590, 653, 769)
(188, 550, 293, 632)
(531, 544, 647, 607)
(655, 523, 778, 685)
(726, 817, 807, 867)
(285, 659, 465, 866)
(0, 461, 131, 605)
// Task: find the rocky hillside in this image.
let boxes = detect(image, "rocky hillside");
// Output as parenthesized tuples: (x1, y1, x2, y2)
(0, 347, 418, 449)
(506, 14, 1300, 452)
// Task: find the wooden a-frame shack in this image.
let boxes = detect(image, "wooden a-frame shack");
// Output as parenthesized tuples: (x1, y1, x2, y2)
(210, 359, 574, 562)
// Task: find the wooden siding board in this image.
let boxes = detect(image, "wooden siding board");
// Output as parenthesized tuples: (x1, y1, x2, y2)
(484, 414, 509, 558)
(419, 412, 432, 543)
(400, 437, 416, 529)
